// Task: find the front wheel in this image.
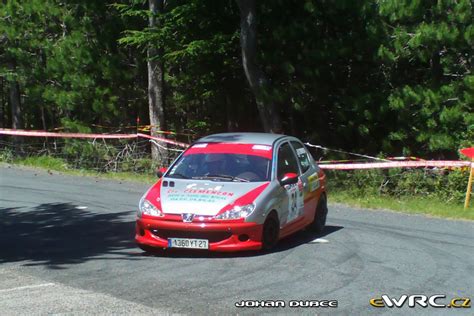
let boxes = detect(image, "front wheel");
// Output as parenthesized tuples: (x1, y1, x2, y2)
(309, 193, 328, 234)
(261, 213, 280, 251)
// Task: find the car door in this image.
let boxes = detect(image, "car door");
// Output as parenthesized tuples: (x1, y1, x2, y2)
(289, 141, 319, 221)
(276, 141, 304, 225)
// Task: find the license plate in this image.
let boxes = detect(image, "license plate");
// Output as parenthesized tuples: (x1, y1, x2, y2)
(168, 238, 209, 249)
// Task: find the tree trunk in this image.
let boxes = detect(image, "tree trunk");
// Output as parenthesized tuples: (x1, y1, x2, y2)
(235, 0, 282, 133)
(9, 80, 22, 130)
(431, 50, 442, 87)
(9, 77, 23, 154)
(147, 0, 167, 165)
(225, 92, 238, 132)
(40, 106, 47, 131)
(0, 76, 4, 129)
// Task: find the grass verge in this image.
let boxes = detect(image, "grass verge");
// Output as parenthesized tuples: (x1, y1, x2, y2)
(8, 155, 156, 184)
(330, 190, 473, 220)
(2, 155, 473, 220)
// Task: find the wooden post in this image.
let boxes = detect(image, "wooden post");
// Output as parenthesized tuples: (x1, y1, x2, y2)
(460, 148, 474, 210)
(465, 161, 474, 209)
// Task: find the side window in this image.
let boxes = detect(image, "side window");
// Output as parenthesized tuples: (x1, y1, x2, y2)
(291, 141, 311, 173)
(277, 142, 299, 179)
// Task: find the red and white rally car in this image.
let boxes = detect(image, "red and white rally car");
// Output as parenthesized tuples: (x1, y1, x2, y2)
(135, 133, 327, 252)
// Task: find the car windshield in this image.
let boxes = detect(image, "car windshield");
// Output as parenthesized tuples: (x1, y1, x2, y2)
(167, 153, 271, 182)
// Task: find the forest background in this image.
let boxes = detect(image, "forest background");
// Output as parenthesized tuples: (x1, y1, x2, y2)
(1, 0, 472, 156)
(0, 0, 473, 214)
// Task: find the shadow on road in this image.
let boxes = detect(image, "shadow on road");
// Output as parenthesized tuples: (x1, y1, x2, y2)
(141, 225, 344, 258)
(0, 202, 343, 264)
(0, 203, 138, 267)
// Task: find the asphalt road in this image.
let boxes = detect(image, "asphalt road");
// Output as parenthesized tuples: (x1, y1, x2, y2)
(1, 165, 473, 315)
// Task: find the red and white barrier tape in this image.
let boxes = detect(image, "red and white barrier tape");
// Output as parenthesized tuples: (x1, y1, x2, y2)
(305, 142, 470, 169)
(136, 133, 188, 148)
(305, 142, 390, 162)
(149, 140, 184, 152)
(1, 129, 470, 169)
(0, 129, 136, 139)
(319, 160, 472, 170)
(0, 128, 189, 148)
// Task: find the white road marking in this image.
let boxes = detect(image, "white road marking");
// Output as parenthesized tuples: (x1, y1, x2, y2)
(309, 238, 329, 244)
(75, 206, 88, 209)
(0, 283, 55, 293)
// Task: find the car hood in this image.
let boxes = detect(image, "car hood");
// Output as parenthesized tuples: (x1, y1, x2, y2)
(158, 179, 266, 216)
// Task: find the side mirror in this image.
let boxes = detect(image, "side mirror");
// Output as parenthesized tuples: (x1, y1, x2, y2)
(156, 167, 167, 178)
(279, 172, 299, 186)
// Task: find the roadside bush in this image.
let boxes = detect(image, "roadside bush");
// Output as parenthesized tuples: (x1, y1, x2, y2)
(0, 148, 14, 163)
(120, 158, 155, 174)
(326, 168, 469, 204)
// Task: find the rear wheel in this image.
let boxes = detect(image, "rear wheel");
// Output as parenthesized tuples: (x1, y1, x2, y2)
(309, 194, 328, 233)
(261, 213, 280, 250)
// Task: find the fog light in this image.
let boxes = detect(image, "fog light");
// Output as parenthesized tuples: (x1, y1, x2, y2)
(139, 228, 145, 236)
(238, 234, 249, 242)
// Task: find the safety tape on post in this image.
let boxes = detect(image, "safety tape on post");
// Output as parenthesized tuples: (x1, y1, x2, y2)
(0, 128, 190, 148)
(319, 160, 471, 170)
(0, 128, 137, 139)
(149, 140, 184, 152)
(305, 142, 390, 161)
(136, 133, 188, 148)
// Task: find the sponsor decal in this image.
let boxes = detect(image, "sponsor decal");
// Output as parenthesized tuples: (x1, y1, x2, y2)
(296, 147, 306, 155)
(252, 145, 272, 151)
(166, 184, 235, 203)
(184, 143, 272, 158)
(370, 295, 471, 309)
(183, 189, 234, 196)
(235, 299, 338, 308)
(307, 173, 320, 192)
(167, 192, 230, 203)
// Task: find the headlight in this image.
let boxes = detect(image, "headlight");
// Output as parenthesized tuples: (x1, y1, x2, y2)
(138, 197, 164, 218)
(214, 203, 256, 220)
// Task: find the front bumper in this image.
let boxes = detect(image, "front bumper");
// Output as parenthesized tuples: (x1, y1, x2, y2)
(135, 217, 263, 252)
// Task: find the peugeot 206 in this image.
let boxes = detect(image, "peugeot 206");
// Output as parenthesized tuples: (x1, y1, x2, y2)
(135, 133, 327, 252)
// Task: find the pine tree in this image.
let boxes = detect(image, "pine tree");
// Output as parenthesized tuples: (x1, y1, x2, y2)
(377, 0, 473, 157)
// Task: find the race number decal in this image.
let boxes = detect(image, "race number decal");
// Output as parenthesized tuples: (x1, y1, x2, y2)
(286, 179, 304, 222)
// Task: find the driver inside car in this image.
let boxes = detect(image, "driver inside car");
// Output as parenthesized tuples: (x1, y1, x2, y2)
(204, 154, 227, 175)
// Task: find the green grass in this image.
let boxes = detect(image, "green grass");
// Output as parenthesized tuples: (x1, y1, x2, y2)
(330, 190, 474, 220)
(21, 156, 69, 171)
(6, 155, 156, 184)
(2, 155, 473, 221)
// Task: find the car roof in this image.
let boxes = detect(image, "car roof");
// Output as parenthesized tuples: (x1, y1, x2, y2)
(195, 132, 287, 146)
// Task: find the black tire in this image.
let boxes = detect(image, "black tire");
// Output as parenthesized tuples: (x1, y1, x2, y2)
(262, 213, 280, 251)
(309, 194, 328, 234)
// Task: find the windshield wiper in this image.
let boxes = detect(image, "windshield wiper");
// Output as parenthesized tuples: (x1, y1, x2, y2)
(193, 174, 249, 182)
(168, 172, 190, 179)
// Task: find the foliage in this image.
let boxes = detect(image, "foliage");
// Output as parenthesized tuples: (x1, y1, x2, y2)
(0, 0, 472, 156)
(377, 0, 473, 157)
(326, 167, 470, 204)
(0, 0, 145, 130)
(0, 148, 14, 163)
